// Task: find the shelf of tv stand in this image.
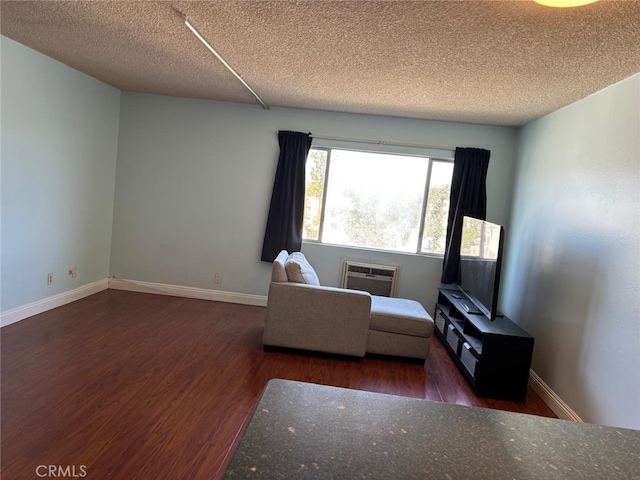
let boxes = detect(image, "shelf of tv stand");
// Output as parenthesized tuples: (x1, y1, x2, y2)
(434, 288, 534, 402)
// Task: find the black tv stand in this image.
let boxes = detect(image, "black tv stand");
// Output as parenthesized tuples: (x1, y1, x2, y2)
(434, 288, 534, 402)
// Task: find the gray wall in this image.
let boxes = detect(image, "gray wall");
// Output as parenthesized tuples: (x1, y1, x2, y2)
(1, 36, 120, 311)
(110, 92, 518, 309)
(502, 73, 640, 429)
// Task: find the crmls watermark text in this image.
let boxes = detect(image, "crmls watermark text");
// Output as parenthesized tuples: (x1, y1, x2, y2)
(36, 465, 87, 478)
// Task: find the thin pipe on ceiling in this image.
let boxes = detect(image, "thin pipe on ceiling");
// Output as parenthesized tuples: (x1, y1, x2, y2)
(182, 16, 270, 111)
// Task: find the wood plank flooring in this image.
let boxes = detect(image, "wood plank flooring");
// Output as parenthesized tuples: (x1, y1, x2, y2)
(1, 290, 556, 479)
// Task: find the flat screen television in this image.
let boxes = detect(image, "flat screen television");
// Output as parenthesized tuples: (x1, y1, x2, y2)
(457, 216, 505, 321)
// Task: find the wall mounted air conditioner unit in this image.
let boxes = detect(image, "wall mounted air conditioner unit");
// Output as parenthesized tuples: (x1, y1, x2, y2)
(341, 261, 399, 297)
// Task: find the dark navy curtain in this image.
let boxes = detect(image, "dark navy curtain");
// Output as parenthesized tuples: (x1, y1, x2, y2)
(260, 131, 312, 262)
(441, 147, 491, 284)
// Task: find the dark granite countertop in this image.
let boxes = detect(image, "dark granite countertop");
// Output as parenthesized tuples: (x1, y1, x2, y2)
(223, 379, 640, 479)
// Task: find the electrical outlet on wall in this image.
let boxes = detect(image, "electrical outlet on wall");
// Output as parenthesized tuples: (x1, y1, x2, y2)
(214, 273, 222, 284)
(68, 267, 77, 278)
(47, 273, 54, 285)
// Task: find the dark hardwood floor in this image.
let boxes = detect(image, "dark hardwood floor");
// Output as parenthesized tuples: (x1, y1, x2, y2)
(1, 290, 556, 479)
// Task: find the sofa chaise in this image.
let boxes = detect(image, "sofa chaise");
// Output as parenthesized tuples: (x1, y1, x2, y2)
(263, 250, 435, 361)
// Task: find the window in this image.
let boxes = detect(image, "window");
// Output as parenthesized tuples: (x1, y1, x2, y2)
(303, 147, 454, 255)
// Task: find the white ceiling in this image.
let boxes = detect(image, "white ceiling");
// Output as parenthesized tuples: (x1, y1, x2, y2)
(2, 0, 639, 127)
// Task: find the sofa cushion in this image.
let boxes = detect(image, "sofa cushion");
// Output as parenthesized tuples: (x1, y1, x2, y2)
(370, 296, 434, 338)
(271, 250, 290, 283)
(285, 252, 320, 286)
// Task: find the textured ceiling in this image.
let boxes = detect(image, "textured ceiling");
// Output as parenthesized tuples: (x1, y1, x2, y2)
(2, 0, 639, 127)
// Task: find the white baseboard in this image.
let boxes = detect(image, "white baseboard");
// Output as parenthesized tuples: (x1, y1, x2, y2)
(108, 278, 268, 307)
(1, 278, 267, 328)
(1, 279, 109, 328)
(529, 369, 583, 422)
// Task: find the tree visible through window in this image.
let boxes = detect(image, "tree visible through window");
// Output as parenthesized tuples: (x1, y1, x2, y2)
(303, 149, 327, 241)
(303, 147, 453, 255)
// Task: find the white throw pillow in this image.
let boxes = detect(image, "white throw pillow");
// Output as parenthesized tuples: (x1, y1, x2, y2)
(285, 252, 320, 286)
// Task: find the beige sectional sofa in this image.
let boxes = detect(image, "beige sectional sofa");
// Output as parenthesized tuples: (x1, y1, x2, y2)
(263, 250, 434, 361)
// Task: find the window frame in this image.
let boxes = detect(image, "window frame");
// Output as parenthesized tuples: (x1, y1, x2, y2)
(303, 146, 454, 256)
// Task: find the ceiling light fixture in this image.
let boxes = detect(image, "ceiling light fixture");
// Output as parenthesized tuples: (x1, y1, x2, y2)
(533, 0, 598, 7)
(182, 16, 270, 110)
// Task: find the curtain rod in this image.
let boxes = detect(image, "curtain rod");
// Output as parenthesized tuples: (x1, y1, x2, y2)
(310, 134, 455, 152)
